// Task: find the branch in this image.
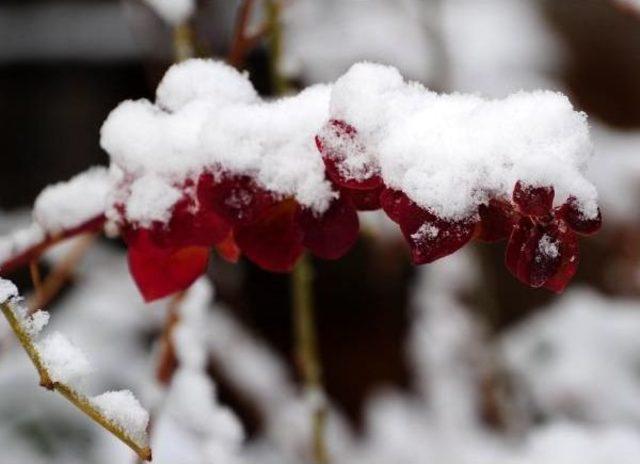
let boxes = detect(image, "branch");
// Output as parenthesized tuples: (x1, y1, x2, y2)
(0, 295, 152, 461)
(292, 255, 328, 464)
(227, 0, 269, 68)
(27, 233, 98, 313)
(0, 215, 105, 276)
(173, 22, 195, 62)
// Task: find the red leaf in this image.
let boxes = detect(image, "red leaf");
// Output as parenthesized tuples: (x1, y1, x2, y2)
(340, 184, 383, 211)
(215, 232, 241, 263)
(316, 119, 382, 190)
(505, 217, 532, 279)
(397, 200, 476, 264)
(298, 196, 359, 260)
(234, 199, 304, 272)
(513, 181, 554, 217)
(380, 188, 412, 224)
(505, 217, 578, 291)
(197, 173, 276, 226)
(477, 199, 517, 242)
(127, 230, 210, 302)
(557, 196, 602, 235)
(148, 197, 231, 248)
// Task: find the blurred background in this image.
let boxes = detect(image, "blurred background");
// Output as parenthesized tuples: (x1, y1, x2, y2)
(2, 0, 640, 463)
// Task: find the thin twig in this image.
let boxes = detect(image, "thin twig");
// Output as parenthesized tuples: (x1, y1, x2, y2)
(292, 255, 329, 464)
(0, 301, 152, 461)
(29, 260, 44, 308)
(173, 22, 195, 62)
(156, 292, 184, 385)
(0, 215, 105, 276)
(264, 0, 289, 94)
(228, 0, 256, 67)
(27, 234, 98, 313)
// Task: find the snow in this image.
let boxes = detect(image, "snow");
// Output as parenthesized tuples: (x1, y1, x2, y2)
(142, 0, 195, 26)
(537, 234, 559, 259)
(156, 59, 258, 112)
(442, 0, 563, 96)
(0, 278, 18, 305)
(0, 222, 46, 269)
(36, 332, 94, 386)
(101, 58, 599, 228)
(282, 0, 434, 84)
(152, 278, 245, 464)
(200, 84, 334, 212)
(125, 174, 183, 227)
(92, 390, 150, 446)
(101, 60, 335, 222)
(22, 310, 50, 338)
(327, 62, 599, 220)
(502, 288, 640, 423)
(588, 123, 640, 221)
(33, 167, 110, 234)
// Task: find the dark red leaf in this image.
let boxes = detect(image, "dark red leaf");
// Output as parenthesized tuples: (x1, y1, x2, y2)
(544, 227, 579, 293)
(513, 181, 555, 217)
(215, 231, 241, 263)
(316, 119, 382, 190)
(148, 197, 230, 248)
(127, 230, 210, 302)
(298, 196, 359, 260)
(234, 199, 304, 272)
(557, 196, 602, 235)
(380, 188, 412, 224)
(397, 200, 476, 264)
(505, 217, 578, 290)
(197, 173, 276, 226)
(477, 199, 517, 242)
(339, 185, 383, 211)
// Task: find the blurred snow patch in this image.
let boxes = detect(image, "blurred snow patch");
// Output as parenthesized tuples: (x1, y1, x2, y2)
(283, 0, 434, 84)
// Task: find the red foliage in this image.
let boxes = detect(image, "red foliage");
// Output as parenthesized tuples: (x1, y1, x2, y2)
(125, 229, 210, 302)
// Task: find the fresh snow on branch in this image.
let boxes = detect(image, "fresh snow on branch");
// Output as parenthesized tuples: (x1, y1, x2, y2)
(324, 62, 598, 220)
(33, 167, 111, 235)
(101, 58, 598, 226)
(0, 278, 151, 460)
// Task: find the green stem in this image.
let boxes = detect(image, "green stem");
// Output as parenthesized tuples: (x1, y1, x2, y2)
(0, 301, 152, 461)
(173, 22, 195, 62)
(292, 255, 329, 464)
(265, 0, 289, 95)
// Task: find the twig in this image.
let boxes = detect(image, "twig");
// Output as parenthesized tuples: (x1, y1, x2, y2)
(173, 22, 195, 62)
(292, 255, 328, 464)
(228, 0, 269, 68)
(0, 300, 152, 461)
(156, 292, 184, 385)
(29, 260, 44, 308)
(0, 215, 105, 276)
(27, 234, 98, 313)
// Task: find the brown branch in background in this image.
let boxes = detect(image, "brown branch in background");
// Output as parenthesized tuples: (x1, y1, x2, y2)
(228, 0, 269, 68)
(0, 215, 105, 276)
(27, 234, 98, 313)
(156, 292, 184, 385)
(29, 260, 44, 308)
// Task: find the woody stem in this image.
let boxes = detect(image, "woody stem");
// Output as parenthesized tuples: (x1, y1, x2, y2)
(292, 254, 329, 464)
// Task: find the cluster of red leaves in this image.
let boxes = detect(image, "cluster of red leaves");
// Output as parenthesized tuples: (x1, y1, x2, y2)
(122, 172, 360, 301)
(0, 118, 601, 302)
(316, 119, 602, 294)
